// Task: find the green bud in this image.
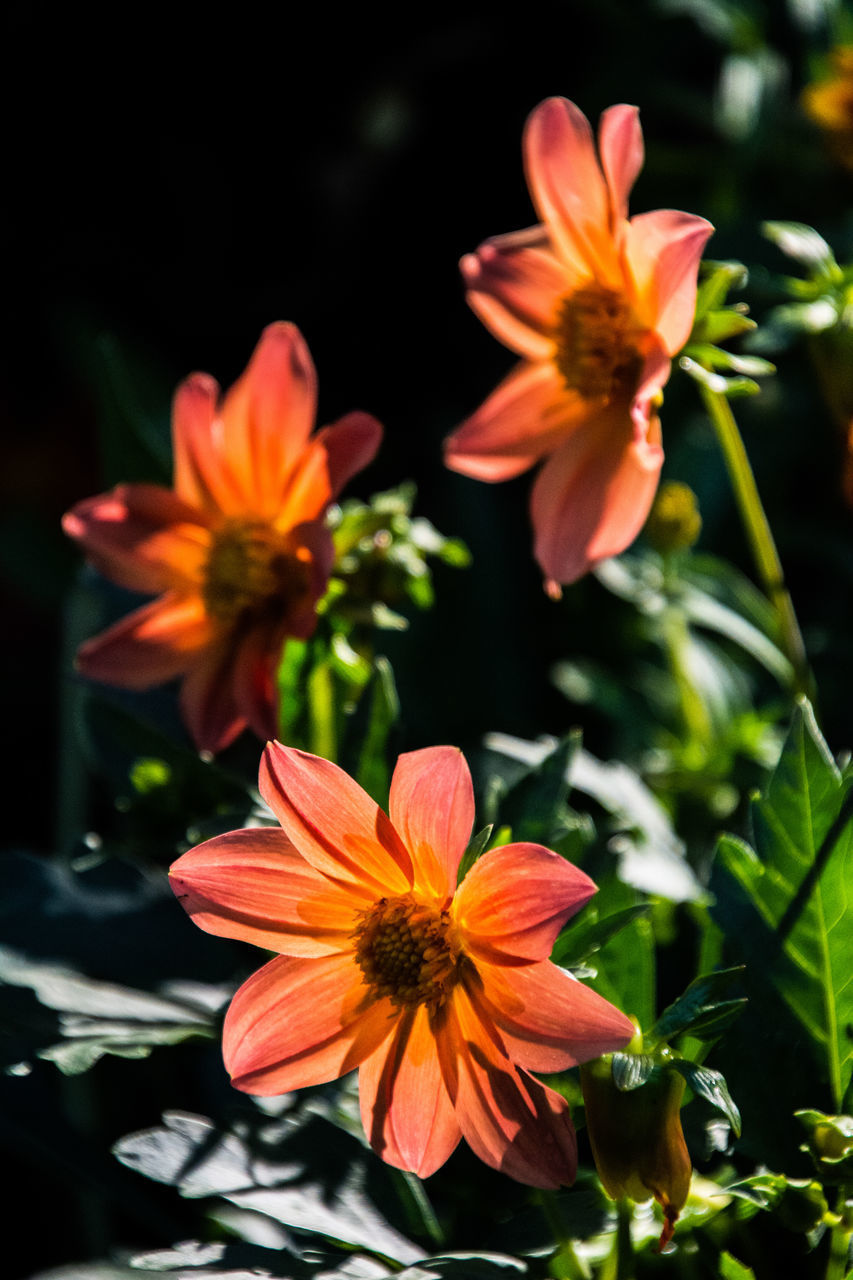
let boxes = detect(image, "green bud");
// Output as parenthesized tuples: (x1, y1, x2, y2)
(644, 482, 702, 554)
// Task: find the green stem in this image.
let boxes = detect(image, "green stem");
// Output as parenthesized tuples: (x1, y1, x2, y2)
(698, 381, 812, 699)
(661, 604, 712, 756)
(826, 1188, 852, 1280)
(538, 1190, 590, 1279)
(600, 1199, 635, 1280)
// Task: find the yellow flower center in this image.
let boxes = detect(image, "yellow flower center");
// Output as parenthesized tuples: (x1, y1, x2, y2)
(202, 520, 312, 628)
(353, 894, 461, 1009)
(553, 285, 642, 400)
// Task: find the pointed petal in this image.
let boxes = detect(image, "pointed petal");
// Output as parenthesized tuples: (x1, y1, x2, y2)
(523, 97, 615, 283)
(224, 952, 395, 1094)
(454, 842, 597, 963)
(259, 742, 414, 893)
(75, 592, 212, 690)
(530, 399, 663, 585)
(439, 986, 577, 1187)
(461, 227, 574, 359)
(221, 322, 318, 516)
(599, 104, 643, 225)
(625, 209, 714, 353)
(169, 826, 363, 955)
(172, 372, 243, 517)
(63, 484, 210, 594)
(315, 411, 384, 499)
(444, 361, 583, 481)
(359, 1004, 462, 1177)
(473, 959, 635, 1072)
(389, 747, 475, 899)
(230, 626, 282, 746)
(179, 636, 245, 754)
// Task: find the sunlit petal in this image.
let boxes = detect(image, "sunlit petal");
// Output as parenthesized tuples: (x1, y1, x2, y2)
(76, 592, 212, 690)
(389, 747, 474, 899)
(461, 227, 574, 359)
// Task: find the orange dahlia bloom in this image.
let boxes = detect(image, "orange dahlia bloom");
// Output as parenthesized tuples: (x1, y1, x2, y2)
(169, 742, 635, 1185)
(63, 323, 382, 754)
(444, 97, 713, 587)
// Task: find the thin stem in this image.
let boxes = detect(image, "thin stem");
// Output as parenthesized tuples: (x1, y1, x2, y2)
(600, 1199, 635, 1280)
(538, 1190, 590, 1279)
(697, 380, 812, 699)
(825, 1188, 852, 1280)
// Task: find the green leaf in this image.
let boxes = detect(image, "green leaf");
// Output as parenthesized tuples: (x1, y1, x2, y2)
(761, 221, 840, 278)
(611, 1052, 656, 1091)
(718, 1254, 757, 1280)
(456, 825, 495, 886)
(495, 733, 578, 845)
(671, 1060, 742, 1136)
(551, 904, 650, 967)
(651, 966, 747, 1044)
(710, 699, 853, 1110)
(347, 656, 401, 806)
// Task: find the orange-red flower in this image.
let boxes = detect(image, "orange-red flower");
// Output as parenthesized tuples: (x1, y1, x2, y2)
(169, 742, 635, 1185)
(444, 97, 713, 588)
(63, 323, 382, 754)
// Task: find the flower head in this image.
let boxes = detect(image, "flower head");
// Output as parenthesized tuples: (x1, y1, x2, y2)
(802, 47, 853, 173)
(169, 743, 634, 1185)
(444, 97, 713, 588)
(63, 323, 382, 753)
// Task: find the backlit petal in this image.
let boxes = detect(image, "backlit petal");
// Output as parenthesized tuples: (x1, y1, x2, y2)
(179, 636, 245, 754)
(599, 104, 643, 225)
(359, 1004, 462, 1177)
(461, 227, 574, 359)
(454, 842, 596, 963)
(439, 985, 577, 1188)
(230, 627, 282, 746)
(524, 97, 616, 283)
(444, 361, 582, 481)
(624, 209, 714, 353)
(75, 592, 212, 690)
(169, 826, 362, 956)
(224, 952, 395, 1094)
(172, 373, 243, 517)
(315, 411, 384, 500)
(530, 399, 663, 585)
(63, 484, 210, 595)
(473, 959, 635, 1072)
(389, 747, 475, 899)
(221, 322, 318, 516)
(259, 742, 414, 894)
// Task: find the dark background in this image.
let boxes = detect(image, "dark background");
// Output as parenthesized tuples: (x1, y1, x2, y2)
(2, 5, 853, 1271)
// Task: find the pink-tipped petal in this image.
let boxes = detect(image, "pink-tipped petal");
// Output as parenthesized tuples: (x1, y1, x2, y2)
(173, 373, 243, 517)
(259, 743, 414, 894)
(63, 485, 210, 595)
(523, 97, 615, 283)
(473, 959, 635, 1073)
(224, 952, 395, 1094)
(169, 826, 362, 956)
(359, 1004, 462, 1177)
(461, 228, 575, 359)
(389, 747, 475, 899)
(444, 361, 583, 482)
(75, 592, 212, 690)
(625, 209, 714, 353)
(599, 104, 644, 226)
(315, 411, 384, 500)
(530, 399, 663, 585)
(454, 842, 597, 964)
(221, 322, 318, 516)
(440, 986, 577, 1188)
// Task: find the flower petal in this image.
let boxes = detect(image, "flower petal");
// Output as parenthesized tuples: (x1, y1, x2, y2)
(75, 592, 212, 690)
(221, 322, 318, 517)
(169, 826, 363, 956)
(598, 104, 643, 226)
(63, 484, 210, 595)
(259, 742, 414, 894)
(461, 226, 573, 359)
(444, 361, 583, 481)
(454, 842, 597, 963)
(230, 627, 283, 747)
(473, 959, 635, 1072)
(625, 209, 714, 353)
(172, 372, 243, 517)
(530, 398, 663, 585)
(315, 411, 384, 500)
(388, 747, 474, 900)
(179, 635, 245, 754)
(359, 1004, 462, 1177)
(523, 97, 615, 283)
(224, 952, 395, 1094)
(439, 985, 577, 1188)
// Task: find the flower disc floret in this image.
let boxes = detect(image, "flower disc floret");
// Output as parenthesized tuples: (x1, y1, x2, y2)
(554, 285, 642, 400)
(353, 893, 461, 1009)
(202, 520, 312, 627)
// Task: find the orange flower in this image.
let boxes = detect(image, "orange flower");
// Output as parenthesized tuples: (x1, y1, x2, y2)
(802, 47, 853, 172)
(63, 323, 382, 754)
(444, 97, 713, 588)
(169, 742, 635, 1185)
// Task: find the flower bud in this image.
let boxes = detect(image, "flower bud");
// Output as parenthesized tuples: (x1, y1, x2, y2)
(581, 1056, 692, 1250)
(644, 481, 702, 554)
